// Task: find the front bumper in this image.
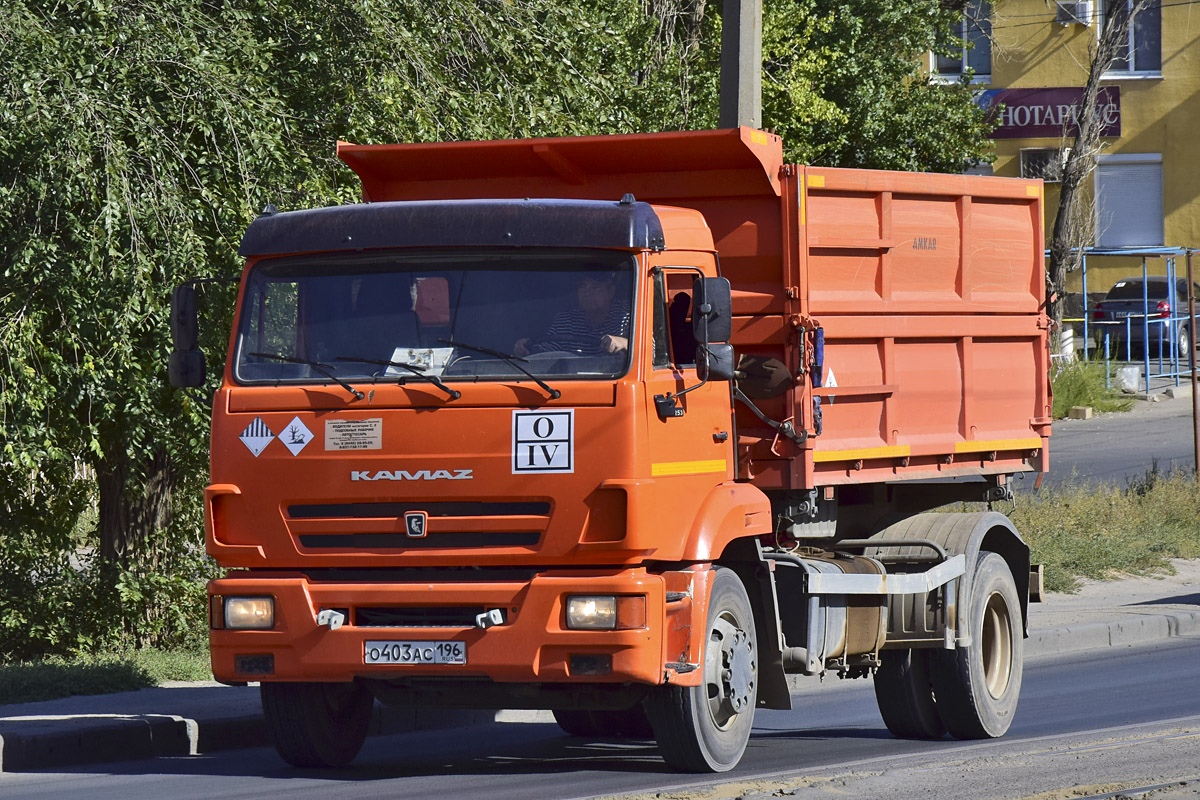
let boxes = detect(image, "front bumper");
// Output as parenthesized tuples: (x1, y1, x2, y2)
(209, 568, 666, 685)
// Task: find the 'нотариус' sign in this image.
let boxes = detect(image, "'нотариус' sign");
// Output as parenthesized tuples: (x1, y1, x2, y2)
(977, 86, 1120, 139)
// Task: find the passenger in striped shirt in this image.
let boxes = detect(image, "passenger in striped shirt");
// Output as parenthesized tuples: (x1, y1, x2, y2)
(514, 274, 630, 357)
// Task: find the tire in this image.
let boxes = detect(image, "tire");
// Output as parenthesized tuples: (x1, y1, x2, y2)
(645, 567, 758, 772)
(873, 648, 946, 739)
(553, 705, 655, 739)
(930, 552, 1024, 739)
(1178, 326, 1191, 360)
(260, 681, 374, 767)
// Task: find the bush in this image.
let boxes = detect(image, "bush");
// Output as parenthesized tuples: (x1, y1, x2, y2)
(0, 647, 211, 705)
(1051, 359, 1134, 419)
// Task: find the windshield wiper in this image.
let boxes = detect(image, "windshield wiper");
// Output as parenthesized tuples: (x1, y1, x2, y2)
(437, 338, 561, 400)
(248, 353, 364, 400)
(334, 357, 460, 400)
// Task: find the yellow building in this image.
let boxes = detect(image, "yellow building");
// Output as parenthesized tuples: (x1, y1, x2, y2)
(935, 0, 1200, 296)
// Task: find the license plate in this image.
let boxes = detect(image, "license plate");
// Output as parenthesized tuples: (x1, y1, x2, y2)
(1113, 311, 1136, 319)
(364, 640, 466, 665)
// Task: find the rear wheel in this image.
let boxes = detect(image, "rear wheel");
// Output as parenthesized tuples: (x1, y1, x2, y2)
(873, 648, 946, 739)
(260, 681, 374, 767)
(930, 552, 1023, 739)
(1178, 325, 1191, 360)
(646, 567, 757, 772)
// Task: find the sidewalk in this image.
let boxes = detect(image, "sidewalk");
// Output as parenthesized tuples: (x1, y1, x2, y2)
(2, 561, 1198, 773)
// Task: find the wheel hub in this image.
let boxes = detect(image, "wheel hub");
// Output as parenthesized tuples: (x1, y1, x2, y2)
(722, 629, 755, 713)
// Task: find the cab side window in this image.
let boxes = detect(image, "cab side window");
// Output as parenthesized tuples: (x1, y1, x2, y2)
(651, 271, 697, 369)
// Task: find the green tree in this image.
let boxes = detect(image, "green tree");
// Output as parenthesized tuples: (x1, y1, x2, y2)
(761, 0, 994, 170)
(0, 0, 666, 658)
(0, 0, 991, 660)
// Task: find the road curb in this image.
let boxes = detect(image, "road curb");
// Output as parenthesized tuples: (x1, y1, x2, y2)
(1026, 609, 1200, 658)
(0, 702, 496, 772)
(3, 610, 1198, 773)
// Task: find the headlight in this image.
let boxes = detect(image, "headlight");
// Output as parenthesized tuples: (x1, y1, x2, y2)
(566, 596, 617, 630)
(565, 595, 647, 630)
(223, 596, 275, 630)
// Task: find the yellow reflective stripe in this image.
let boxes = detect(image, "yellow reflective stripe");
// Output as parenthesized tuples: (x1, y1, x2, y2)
(808, 174, 826, 188)
(812, 445, 911, 463)
(955, 438, 1043, 454)
(650, 459, 728, 477)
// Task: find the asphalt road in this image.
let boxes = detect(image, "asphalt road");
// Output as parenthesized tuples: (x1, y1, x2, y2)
(1019, 394, 1199, 490)
(4, 636, 1199, 800)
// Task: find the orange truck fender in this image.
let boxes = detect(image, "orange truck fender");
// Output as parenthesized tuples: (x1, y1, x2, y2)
(679, 481, 773, 562)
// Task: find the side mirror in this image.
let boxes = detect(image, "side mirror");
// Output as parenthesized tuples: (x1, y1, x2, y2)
(692, 277, 732, 344)
(698, 343, 735, 382)
(735, 355, 793, 398)
(170, 285, 199, 350)
(168, 349, 206, 388)
(169, 284, 206, 389)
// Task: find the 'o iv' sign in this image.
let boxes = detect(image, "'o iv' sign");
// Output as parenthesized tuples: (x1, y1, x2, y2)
(512, 410, 574, 474)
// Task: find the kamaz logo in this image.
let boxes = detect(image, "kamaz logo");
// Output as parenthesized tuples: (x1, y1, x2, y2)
(351, 469, 474, 482)
(913, 236, 937, 251)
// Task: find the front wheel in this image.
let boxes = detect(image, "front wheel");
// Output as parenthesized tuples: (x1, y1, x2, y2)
(930, 552, 1024, 739)
(260, 681, 374, 767)
(646, 567, 758, 772)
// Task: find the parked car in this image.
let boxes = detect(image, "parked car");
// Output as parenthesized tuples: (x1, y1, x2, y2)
(1091, 276, 1200, 359)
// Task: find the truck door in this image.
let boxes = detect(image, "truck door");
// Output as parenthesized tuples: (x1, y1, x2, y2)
(643, 267, 735, 493)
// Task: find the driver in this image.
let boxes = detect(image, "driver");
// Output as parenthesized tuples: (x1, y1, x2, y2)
(513, 273, 629, 357)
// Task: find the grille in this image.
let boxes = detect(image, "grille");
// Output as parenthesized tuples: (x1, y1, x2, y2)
(355, 606, 494, 628)
(299, 532, 540, 549)
(289, 501, 550, 518)
(286, 500, 550, 550)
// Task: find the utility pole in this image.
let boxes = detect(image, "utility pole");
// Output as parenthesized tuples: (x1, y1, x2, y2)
(718, 0, 762, 129)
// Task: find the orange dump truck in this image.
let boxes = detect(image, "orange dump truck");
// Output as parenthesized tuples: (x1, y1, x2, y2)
(169, 127, 1049, 772)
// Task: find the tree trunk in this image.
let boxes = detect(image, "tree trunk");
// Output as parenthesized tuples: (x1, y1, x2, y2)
(98, 449, 176, 569)
(1046, 0, 1155, 332)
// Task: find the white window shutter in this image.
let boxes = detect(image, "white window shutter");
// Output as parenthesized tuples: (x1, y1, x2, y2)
(1096, 159, 1164, 247)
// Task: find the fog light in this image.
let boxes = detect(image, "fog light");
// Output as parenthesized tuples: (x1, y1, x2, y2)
(566, 596, 617, 630)
(224, 596, 275, 630)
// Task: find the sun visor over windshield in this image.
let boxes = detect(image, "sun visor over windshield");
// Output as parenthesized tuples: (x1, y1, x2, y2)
(238, 199, 666, 257)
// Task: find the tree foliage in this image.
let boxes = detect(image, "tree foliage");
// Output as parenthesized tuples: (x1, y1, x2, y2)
(758, 0, 993, 171)
(0, 0, 991, 660)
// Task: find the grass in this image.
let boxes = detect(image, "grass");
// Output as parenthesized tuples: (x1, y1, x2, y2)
(0, 647, 211, 706)
(1010, 464, 1200, 592)
(1051, 359, 1134, 418)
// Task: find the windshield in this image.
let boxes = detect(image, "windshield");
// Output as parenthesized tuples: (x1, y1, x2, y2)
(233, 249, 636, 387)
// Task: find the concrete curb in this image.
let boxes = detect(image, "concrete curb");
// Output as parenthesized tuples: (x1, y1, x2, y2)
(2, 610, 1198, 773)
(1026, 608, 1200, 658)
(0, 702, 495, 772)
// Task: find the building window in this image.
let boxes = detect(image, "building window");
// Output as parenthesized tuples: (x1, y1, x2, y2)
(1102, 0, 1161, 74)
(1095, 154, 1163, 247)
(935, 1, 992, 81)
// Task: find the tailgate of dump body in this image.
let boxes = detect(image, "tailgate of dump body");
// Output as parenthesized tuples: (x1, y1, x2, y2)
(336, 128, 1050, 492)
